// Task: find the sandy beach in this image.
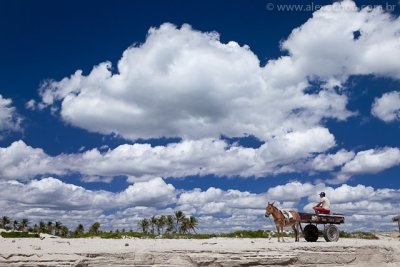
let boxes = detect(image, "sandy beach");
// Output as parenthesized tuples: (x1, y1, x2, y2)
(1, 235, 399, 266)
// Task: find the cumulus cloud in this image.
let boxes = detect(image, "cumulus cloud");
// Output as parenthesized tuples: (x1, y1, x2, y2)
(0, 140, 66, 180)
(341, 147, 400, 175)
(0, 177, 176, 211)
(308, 149, 355, 172)
(371, 91, 400, 122)
(0, 94, 22, 138)
(116, 177, 176, 207)
(38, 22, 352, 141)
(177, 187, 266, 216)
(276, 0, 400, 86)
(1, 178, 114, 210)
(0, 129, 335, 182)
(265, 181, 317, 202)
(1, 139, 398, 183)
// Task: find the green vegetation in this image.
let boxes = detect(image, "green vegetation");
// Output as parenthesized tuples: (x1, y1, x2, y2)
(1, 232, 40, 238)
(339, 231, 379, 239)
(221, 230, 271, 238)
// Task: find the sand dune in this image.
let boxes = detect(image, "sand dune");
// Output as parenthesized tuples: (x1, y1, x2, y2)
(0, 236, 399, 266)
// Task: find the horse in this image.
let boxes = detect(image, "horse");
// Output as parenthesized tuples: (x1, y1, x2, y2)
(265, 202, 301, 242)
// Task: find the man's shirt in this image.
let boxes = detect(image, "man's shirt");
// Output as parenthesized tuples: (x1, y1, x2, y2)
(320, 197, 330, 210)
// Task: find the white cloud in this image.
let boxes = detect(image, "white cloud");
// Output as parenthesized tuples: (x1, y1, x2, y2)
(0, 178, 113, 210)
(38, 22, 352, 142)
(278, 0, 400, 85)
(0, 177, 176, 212)
(177, 187, 266, 216)
(341, 147, 400, 175)
(116, 177, 176, 207)
(372, 91, 400, 122)
(265, 181, 316, 202)
(309, 149, 355, 171)
(0, 129, 335, 182)
(25, 99, 37, 110)
(0, 140, 65, 180)
(0, 94, 21, 138)
(1, 139, 398, 184)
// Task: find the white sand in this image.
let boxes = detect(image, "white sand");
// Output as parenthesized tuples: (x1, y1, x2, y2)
(0, 236, 399, 266)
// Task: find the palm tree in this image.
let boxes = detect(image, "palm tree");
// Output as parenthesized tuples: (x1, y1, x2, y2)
(33, 224, 39, 233)
(150, 216, 158, 234)
(165, 215, 175, 234)
(60, 226, 69, 237)
(12, 220, 18, 231)
(89, 222, 100, 235)
(1, 216, 11, 230)
(39, 221, 46, 233)
(137, 218, 150, 233)
(54, 221, 63, 236)
(174, 211, 186, 233)
(188, 216, 198, 234)
(19, 219, 30, 232)
(74, 224, 85, 237)
(180, 217, 191, 234)
(155, 215, 167, 235)
(47, 221, 54, 235)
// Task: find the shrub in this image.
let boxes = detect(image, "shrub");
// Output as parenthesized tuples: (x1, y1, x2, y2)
(221, 230, 270, 238)
(1, 232, 40, 238)
(339, 231, 378, 239)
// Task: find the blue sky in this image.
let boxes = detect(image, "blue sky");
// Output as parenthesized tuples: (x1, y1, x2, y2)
(0, 0, 399, 232)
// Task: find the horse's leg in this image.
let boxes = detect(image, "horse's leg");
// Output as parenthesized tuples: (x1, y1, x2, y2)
(297, 223, 300, 242)
(281, 225, 285, 242)
(292, 224, 297, 242)
(276, 224, 280, 242)
(294, 223, 300, 242)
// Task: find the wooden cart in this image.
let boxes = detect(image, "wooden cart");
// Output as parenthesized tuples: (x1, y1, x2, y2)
(298, 212, 345, 242)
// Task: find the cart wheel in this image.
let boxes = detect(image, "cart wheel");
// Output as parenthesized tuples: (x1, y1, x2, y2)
(324, 224, 339, 242)
(304, 224, 319, 242)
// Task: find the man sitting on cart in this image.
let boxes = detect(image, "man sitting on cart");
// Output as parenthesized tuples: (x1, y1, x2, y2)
(313, 192, 331, 214)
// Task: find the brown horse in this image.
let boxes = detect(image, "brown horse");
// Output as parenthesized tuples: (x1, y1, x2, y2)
(265, 202, 301, 242)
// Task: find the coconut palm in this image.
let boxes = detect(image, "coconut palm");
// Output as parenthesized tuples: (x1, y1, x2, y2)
(180, 217, 191, 234)
(33, 224, 39, 233)
(12, 220, 18, 231)
(188, 216, 198, 234)
(138, 218, 150, 233)
(54, 221, 63, 236)
(89, 222, 100, 235)
(1, 216, 11, 230)
(155, 215, 167, 235)
(74, 224, 85, 237)
(165, 215, 175, 234)
(60, 226, 69, 237)
(47, 221, 54, 234)
(150, 216, 158, 234)
(19, 219, 30, 232)
(39, 221, 47, 233)
(174, 211, 186, 233)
